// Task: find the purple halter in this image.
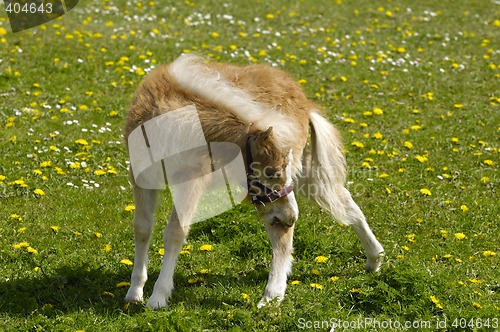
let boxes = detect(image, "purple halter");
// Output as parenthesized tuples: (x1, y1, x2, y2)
(246, 138, 294, 206)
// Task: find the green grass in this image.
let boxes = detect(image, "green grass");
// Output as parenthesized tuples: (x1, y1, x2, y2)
(1, 0, 499, 331)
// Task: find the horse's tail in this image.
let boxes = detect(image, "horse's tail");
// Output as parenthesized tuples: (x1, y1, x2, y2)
(303, 111, 349, 224)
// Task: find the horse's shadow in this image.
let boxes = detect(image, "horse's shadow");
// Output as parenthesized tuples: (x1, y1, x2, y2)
(0, 263, 270, 316)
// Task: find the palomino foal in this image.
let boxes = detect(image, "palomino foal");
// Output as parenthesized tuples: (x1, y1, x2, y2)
(124, 54, 384, 309)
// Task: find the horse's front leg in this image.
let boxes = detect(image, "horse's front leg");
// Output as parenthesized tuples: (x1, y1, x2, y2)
(258, 222, 295, 308)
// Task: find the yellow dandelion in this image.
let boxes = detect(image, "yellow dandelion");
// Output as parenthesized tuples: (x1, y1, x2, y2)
(310, 283, 323, 290)
(406, 234, 416, 242)
(13, 241, 30, 249)
(483, 250, 496, 257)
(199, 244, 213, 251)
(124, 205, 135, 212)
(430, 295, 443, 309)
(291, 280, 301, 285)
(241, 293, 250, 299)
(27, 247, 38, 255)
(188, 276, 204, 284)
(454, 233, 467, 240)
(469, 278, 483, 284)
(440, 229, 448, 239)
(314, 256, 328, 263)
(483, 159, 494, 166)
(34, 188, 45, 196)
(116, 281, 131, 288)
(104, 244, 112, 252)
(158, 248, 164, 255)
(472, 302, 482, 309)
(329, 276, 340, 282)
(75, 138, 89, 146)
(373, 107, 384, 115)
(120, 259, 133, 266)
(416, 155, 428, 163)
(420, 188, 432, 196)
(51, 226, 60, 232)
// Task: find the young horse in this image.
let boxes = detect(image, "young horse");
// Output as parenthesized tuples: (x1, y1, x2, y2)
(124, 54, 384, 309)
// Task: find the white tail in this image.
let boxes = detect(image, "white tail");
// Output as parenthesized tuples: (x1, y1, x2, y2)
(305, 111, 350, 224)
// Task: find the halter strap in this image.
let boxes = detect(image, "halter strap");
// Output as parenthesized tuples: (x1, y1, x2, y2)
(246, 138, 294, 206)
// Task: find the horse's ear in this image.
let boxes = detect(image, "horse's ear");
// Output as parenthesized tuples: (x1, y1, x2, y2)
(248, 126, 273, 142)
(259, 126, 273, 141)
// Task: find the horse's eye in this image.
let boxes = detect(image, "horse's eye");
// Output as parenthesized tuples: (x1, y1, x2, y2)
(264, 169, 274, 178)
(264, 169, 282, 179)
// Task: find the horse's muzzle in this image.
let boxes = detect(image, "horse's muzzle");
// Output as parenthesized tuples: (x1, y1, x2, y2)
(270, 215, 296, 228)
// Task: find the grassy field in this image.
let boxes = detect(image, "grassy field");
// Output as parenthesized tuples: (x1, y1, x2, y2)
(0, 0, 499, 331)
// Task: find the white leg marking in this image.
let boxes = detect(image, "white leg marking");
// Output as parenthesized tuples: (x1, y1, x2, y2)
(147, 209, 190, 309)
(125, 187, 158, 303)
(147, 174, 205, 309)
(341, 188, 384, 271)
(258, 223, 294, 308)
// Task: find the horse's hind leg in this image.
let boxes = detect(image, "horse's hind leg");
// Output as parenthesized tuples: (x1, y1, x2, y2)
(341, 187, 384, 271)
(125, 185, 159, 303)
(146, 207, 191, 309)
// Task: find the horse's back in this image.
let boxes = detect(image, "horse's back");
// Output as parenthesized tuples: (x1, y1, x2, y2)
(125, 58, 315, 146)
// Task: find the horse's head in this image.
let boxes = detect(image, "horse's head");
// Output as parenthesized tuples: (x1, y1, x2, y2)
(247, 126, 298, 227)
